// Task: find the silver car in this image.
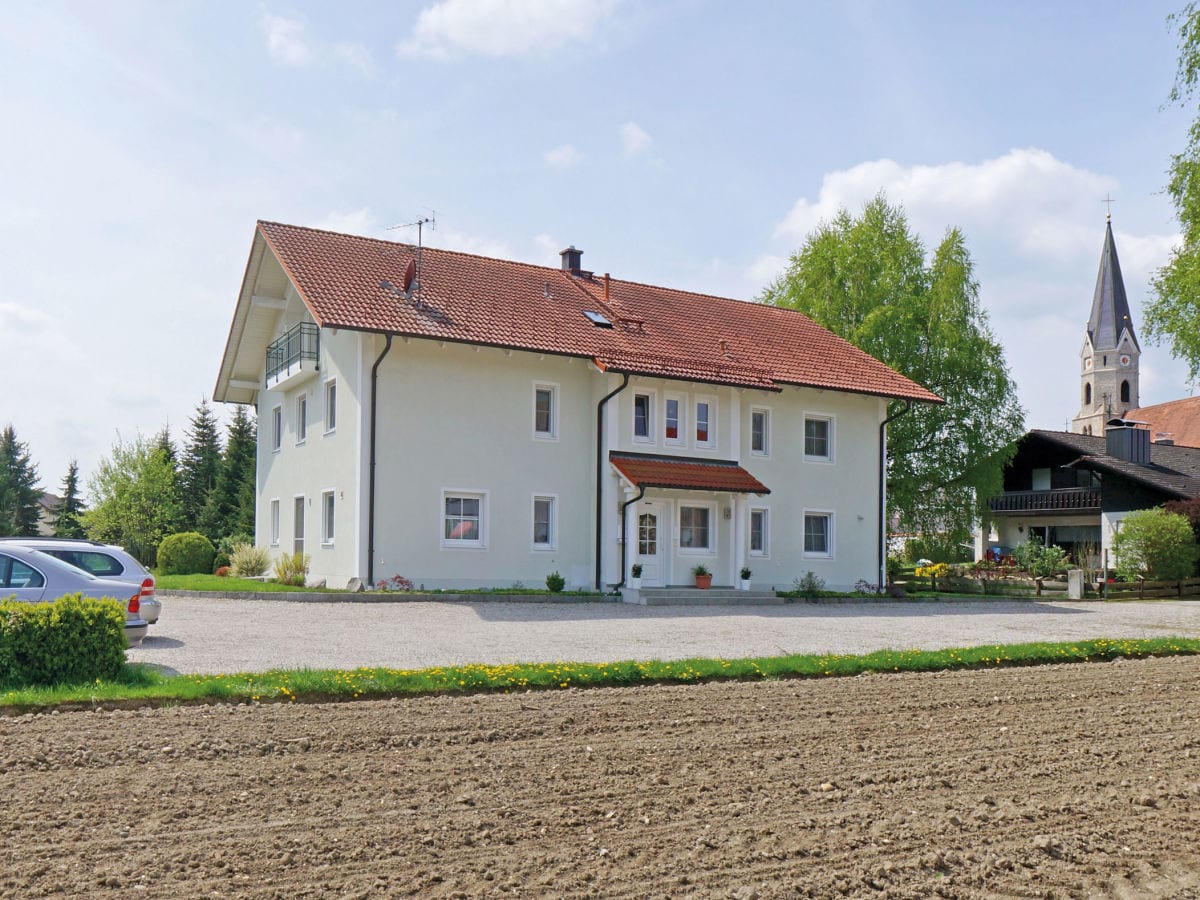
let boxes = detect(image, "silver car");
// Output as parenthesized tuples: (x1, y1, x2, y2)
(0, 537, 161, 624)
(0, 545, 149, 647)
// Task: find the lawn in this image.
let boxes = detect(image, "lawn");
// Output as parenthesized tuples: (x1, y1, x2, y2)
(154, 574, 342, 593)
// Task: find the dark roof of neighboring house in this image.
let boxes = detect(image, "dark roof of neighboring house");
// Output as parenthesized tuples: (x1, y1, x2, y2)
(1027, 429, 1200, 499)
(1087, 220, 1138, 351)
(38, 492, 60, 512)
(1126, 396, 1200, 449)
(252, 221, 942, 402)
(610, 452, 770, 494)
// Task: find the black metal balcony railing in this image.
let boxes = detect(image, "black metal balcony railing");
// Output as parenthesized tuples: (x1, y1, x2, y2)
(988, 487, 1100, 515)
(266, 322, 319, 384)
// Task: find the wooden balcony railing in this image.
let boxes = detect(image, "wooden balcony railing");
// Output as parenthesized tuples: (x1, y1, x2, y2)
(988, 488, 1100, 515)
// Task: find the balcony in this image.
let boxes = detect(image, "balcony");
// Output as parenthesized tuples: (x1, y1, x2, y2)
(266, 322, 319, 391)
(988, 487, 1100, 516)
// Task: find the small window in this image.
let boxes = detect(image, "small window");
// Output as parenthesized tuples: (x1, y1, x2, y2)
(633, 393, 653, 441)
(532, 495, 555, 549)
(750, 508, 768, 556)
(322, 491, 335, 544)
(804, 416, 832, 461)
(50, 550, 123, 577)
(638, 513, 657, 555)
(804, 512, 833, 557)
(1084, 383, 1092, 406)
(664, 395, 684, 445)
(695, 398, 714, 448)
(272, 406, 282, 451)
(680, 505, 711, 550)
(534, 384, 557, 439)
(296, 395, 307, 443)
(325, 381, 337, 433)
(751, 408, 770, 456)
(1120, 380, 1130, 404)
(270, 499, 280, 545)
(443, 492, 485, 548)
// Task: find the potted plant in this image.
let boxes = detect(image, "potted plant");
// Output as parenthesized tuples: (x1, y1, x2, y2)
(739, 566, 752, 591)
(630, 563, 643, 589)
(692, 563, 712, 590)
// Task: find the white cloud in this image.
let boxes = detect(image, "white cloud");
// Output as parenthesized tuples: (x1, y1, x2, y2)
(745, 254, 788, 287)
(262, 13, 314, 66)
(333, 42, 376, 75)
(317, 208, 382, 236)
(532, 233, 561, 266)
(398, 0, 620, 60)
(0, 300, 54, 332)
(620, 121, 651, 157)
(543, 143, 582, 169)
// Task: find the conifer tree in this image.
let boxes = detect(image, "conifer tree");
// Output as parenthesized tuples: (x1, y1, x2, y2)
(50, 459, 86, 538)
(178, 399, 222, 532)
(0, 424, 41, 536)
(199, 405, 257, 541)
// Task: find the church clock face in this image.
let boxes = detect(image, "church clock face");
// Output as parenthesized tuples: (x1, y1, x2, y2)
(1119, 354, 1131, 367)
(1084, 357, 1092, 370)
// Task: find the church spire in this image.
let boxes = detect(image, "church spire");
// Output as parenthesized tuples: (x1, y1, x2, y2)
(1086, 219, 1138, 352)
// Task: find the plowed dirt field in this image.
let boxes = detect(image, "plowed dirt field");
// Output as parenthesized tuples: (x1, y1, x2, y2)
(4, 656, 1200, 898)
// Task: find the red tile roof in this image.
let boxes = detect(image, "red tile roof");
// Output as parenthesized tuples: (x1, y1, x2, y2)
(256, 221, 942, 402)
(1127, 397, 1200, 449)
(610, 452, 770, 494)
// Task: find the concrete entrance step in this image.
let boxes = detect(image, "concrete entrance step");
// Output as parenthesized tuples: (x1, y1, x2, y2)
(623, 587, 785, 606)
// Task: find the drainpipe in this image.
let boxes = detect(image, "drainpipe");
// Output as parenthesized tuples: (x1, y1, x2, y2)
(595, 372, 631, 590)
(878, 399, 912, 593)
(617, 484, 646, 590)
(367, 334, 394, 587)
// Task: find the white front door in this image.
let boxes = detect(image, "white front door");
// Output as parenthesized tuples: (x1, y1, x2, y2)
(636, 500, 670, 586)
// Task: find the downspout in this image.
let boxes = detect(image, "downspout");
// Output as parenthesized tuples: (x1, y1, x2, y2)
(595, 372, 631, 590)
(878, 399, 912, 593)
(617, 484, 646, 590)
(367, 334, 394, 587)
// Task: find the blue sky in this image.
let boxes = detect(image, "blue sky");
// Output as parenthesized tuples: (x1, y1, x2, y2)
(0, 0, 1193, 489)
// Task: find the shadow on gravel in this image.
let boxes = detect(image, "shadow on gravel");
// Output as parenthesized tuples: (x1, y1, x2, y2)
(137, 636, 186, 649)
(464, 599, 1095, 623)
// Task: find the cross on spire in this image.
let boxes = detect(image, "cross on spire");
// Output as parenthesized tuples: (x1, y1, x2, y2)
(1103, 193, 1115, 222)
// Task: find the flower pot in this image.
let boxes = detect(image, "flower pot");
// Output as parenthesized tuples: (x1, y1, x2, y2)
(629, 576, 641, 589)
(695, 574, 712, 590)
(739, 579, 751, 591)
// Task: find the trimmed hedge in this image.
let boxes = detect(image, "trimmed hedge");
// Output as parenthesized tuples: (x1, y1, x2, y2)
(0, 594, 126, 687)
(157, 532, 215, 575)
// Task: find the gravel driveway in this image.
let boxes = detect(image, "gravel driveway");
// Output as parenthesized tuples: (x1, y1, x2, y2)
(126, 596, 1200, 675)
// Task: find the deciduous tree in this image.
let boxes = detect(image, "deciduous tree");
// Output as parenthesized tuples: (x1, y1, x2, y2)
(83, 436, 181, 565)
(762, 194, 1025, 544)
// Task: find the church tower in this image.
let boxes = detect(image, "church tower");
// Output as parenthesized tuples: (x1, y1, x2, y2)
(1072, 217, 1140, 436)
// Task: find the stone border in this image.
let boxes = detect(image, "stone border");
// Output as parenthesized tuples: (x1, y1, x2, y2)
(157, 590, 619, 604)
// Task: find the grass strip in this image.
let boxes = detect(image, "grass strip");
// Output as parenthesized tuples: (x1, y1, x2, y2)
(154, 574, 343, 593)
(2, 637, 1198, 712)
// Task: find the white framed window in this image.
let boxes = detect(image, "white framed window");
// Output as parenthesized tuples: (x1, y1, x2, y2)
(679, 503, 714, 552)
(532, 494, 557, 550)
(296, 394, 308, 444)
(533, 383, 558, 440)
(750, 407, 770, 457)
(803, 510, 834, 558)
(749, 507, 769, 556)
(804, 415, 834, 462)
(270, 499, 280, 545)
(695, 396, 716, 450)
(442, 490, 487, 549)
(272, 406, 282, 452)
(324, 380, 337, 433)
(321, 491, 335, 544)
(664, 393, 685, 446)
(633, 392, 654, 443)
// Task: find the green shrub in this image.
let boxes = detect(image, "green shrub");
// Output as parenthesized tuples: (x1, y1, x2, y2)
(212, 551, 231, 573)
(217, 532, 254, 558)
(1012, 538, 1070, 578)
(1113, 508, 1199, 581)
(545, 571, 566, 592)
(230, 543, 271, 577)
(0, 594, 126, 687)
(902, 535, 971, 565)
(794, 571, 826, 598)
(273, 552, 310, 587)
(157, 532, 216, 575)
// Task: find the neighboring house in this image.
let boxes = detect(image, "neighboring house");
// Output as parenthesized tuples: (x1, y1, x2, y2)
(36, 492, 61, 536)
(214, 221, 940, 591)
(979, 424, 1200, 567)
(1125, 396, 1200, 449)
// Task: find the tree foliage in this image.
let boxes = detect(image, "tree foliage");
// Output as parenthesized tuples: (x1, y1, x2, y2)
(1112, 507, 1198, 581)
(198, 405, 257, 541)
(179, 399, 222, 532)
(83, 435, 181, 566)
(0, 424, 42, 537)
(1146, 4, 1200, 379)
(762, 195, 1025, 543)
(50, 459, 86, 538)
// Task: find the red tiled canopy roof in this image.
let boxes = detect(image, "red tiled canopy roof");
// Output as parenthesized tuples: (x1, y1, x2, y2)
(610, 452, 770, 494)
(254, 220, 942, 402)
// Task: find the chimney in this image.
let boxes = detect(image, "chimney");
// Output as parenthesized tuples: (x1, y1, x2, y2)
(1105, 421, 1151, 465)
(560, 245, 583, 275)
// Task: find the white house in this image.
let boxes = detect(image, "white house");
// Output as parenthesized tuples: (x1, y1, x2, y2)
(214, 222, 940, 592)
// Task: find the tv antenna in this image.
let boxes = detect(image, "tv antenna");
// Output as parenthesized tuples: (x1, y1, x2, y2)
(381, 212, 436, 309)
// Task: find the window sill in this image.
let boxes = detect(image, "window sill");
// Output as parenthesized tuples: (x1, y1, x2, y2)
(532, 544, 556, 552)
(321, 540, 334, 547)
(802, 552, 834, 560)
(295, 440, 307, 447)
(532, 433, 559, 442)
(678, 548, 716, 556)
(803, 455, 833, 464)
(440, 542, 487, 551)
(323, 428, 335, 436)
